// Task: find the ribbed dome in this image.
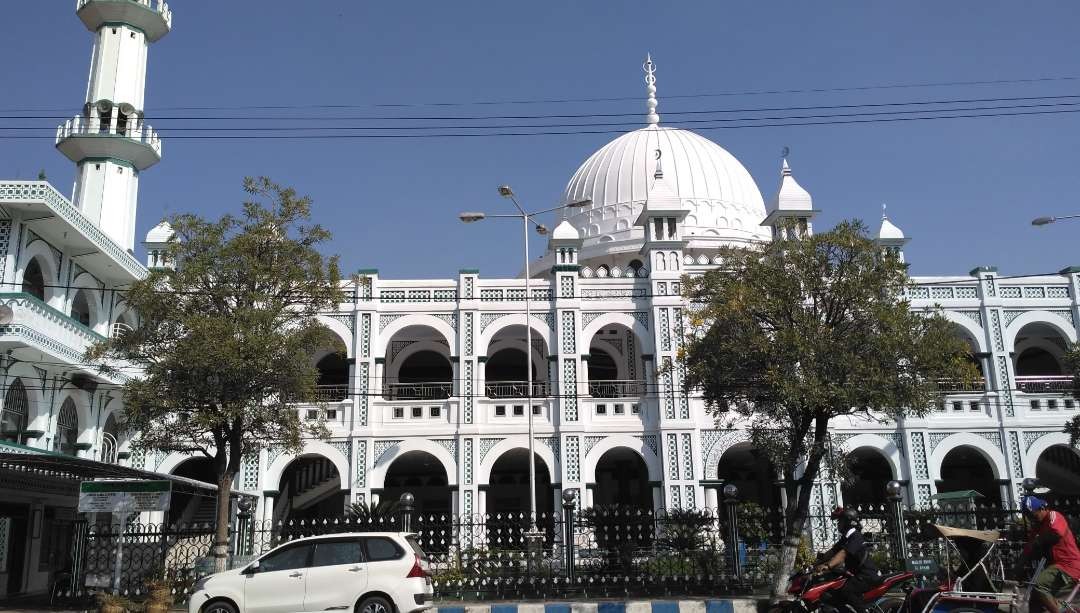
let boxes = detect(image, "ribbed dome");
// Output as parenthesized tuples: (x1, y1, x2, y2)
(561, 125, 769, 250)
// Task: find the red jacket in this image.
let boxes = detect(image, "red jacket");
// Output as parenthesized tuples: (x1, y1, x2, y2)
(1025, 510, 1080, 580)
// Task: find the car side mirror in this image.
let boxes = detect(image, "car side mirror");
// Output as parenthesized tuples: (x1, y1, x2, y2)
(244, 561, 260, 575)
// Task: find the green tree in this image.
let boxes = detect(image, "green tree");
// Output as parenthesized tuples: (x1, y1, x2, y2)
(680, 220, 975, 597)
(87, 177, 344, 571)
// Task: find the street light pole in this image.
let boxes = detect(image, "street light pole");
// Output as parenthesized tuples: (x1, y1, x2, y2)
(1032, 213, 1080, 226)
(460, 189, 590, 535)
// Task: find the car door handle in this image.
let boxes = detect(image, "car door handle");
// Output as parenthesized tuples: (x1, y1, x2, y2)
(289, 572, 303, 578)
(348, 566, 363, 572)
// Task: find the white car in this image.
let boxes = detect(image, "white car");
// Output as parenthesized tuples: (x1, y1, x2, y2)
(188, 532, 434, 613)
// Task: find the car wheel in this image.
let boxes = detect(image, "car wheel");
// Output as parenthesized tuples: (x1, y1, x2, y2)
(357, 595, 393, 613)
(203, 600, 238, 613)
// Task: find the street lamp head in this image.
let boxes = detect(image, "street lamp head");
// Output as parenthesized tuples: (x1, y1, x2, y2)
(459, 212, 486, 223)
(1032, 216, 1056, 226)
(885, 480, 904, 502)
(498, 185, 514, 198)
(561, 489, 577, 507)
(722, 483, 739, 501)
(565, 198, 592, 209)
(535, 224, 549, 236)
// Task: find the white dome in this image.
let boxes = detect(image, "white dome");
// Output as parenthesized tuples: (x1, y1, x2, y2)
(562, 125, 769, 254)
(145, 220, 174, 243)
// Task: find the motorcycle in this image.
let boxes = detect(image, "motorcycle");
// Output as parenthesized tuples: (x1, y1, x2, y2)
(772, 567, 916, 613)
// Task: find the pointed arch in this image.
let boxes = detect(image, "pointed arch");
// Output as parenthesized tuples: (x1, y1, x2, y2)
(476, 315, 553, 358)
(375, 314, 456, 357)
(1005, 311, 1076, 352)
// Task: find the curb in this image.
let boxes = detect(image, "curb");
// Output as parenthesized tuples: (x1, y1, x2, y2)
(434, 600, 761, 613)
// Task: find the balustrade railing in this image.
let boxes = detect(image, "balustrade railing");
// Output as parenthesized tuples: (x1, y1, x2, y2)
(589, 379, 647, 398)
(314, 385, 349, 402)
(1015, 375, 1074, 393)
(935, 377, 987, 392)
(484, 380, 549, 399)
(56, 115, 162, 155)
(382, 381, 452, 400)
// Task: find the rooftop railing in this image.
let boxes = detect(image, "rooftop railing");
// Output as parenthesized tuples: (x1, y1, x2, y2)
(56, 115, 162, 157)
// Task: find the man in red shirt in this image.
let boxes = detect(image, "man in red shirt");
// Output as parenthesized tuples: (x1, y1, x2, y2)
(1023, 496, 1080, 613)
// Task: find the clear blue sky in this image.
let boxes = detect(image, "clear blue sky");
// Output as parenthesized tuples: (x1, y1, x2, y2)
(3, 1, 1079, 279)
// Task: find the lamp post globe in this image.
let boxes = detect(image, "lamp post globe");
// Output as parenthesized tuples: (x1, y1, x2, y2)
(722, 483, 739, 501)
(885, 480, 904, 502)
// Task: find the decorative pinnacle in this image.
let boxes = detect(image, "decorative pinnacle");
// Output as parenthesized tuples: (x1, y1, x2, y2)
(882, 203, 888, 220)
(654, 148, 664, 179)
(644, 54, 660, 125)
(781, 158, 792, 176)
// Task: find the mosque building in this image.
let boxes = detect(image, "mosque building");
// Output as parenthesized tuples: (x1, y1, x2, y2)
(2, 0, 1080, 594)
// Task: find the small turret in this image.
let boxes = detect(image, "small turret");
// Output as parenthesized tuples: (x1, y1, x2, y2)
(875, 205, 910, 262)
(144, 220, 174, 269)
(762, 158, 818, 240)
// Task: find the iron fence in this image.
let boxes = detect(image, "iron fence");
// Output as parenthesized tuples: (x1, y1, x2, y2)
(61, 496, 1080, 604)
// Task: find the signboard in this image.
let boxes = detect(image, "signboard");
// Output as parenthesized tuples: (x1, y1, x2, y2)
(78, 480, 172, 513)
(907, 556, 939, 577)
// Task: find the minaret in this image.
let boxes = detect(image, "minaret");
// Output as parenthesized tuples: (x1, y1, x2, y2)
(55, 1, 172, 252)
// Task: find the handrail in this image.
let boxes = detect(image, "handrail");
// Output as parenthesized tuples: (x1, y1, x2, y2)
(1015, 375, 1074, 393)
(56, 115, 162, 156)
(314, 385, 349, 402)
(382, 381, 452, 401)
(589, 379, 647, 398)
(484, 381, 550, 399)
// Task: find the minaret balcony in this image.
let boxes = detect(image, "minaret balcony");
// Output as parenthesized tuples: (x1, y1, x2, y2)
(56, 115, 162, 170)
(76, 0, 172, 42)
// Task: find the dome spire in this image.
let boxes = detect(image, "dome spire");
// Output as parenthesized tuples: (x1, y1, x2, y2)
(644, 54, 660, 125)
(654, 148, 664, 179)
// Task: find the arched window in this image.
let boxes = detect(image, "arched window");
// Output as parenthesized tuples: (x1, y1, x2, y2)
(54, 398, 78, 456)
(71, 290, 92, 327)
(1, 378, 29, 443)
(101, 413, 119, 463)
(22, 258, 46, 301)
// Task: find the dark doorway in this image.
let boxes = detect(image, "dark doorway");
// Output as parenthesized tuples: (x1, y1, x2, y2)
(594, 447, 652, 509)
(382, 451, 450, 516)
(717, 445, 781, 508)
(841, 448, 894, 507)
(0, 503, 29, 595)
(938, 446, 1001, 507)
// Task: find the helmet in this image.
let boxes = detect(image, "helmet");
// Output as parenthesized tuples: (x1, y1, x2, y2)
(830, 507, 860, 528)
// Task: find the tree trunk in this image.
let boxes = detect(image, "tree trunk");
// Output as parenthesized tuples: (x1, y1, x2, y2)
(212, 470, 235, 573)
(770, 502, 806, 599)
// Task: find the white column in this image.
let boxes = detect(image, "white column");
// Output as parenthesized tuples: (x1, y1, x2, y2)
(705, 486, 719, 512)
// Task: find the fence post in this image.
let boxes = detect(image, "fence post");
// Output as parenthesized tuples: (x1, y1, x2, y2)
(886, 480, 908, 564)
(235, 498, 253, 557)
(562, 489, 576, 583)
(723, 484, 741, 583)
(399, 492, 415, 533)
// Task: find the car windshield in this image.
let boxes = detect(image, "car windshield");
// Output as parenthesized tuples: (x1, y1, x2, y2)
(405, 535, 428, 562)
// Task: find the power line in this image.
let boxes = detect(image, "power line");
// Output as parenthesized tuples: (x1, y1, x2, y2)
(5, 74, 1080, 113)
(6, 105, 1080, 141)
(8, 98, 1080, 133)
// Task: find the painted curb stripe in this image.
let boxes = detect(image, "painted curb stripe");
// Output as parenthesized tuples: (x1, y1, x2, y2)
(678, 602, 706, 613)
(598, 603, 627, 613)
(706, 602, 735, 613)
(546, 605, 572, 613)
(491, 606, 517, 613)
(651, 602, 679, 613)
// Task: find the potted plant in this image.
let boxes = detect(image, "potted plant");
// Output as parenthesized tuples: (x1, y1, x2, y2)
(96, 591, 131, 613)
(143, 575, 173, 613)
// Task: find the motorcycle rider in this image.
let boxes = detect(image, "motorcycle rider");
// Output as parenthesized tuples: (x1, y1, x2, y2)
(1022, 496, 1080, 613)
(814, 507, 884, 613)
